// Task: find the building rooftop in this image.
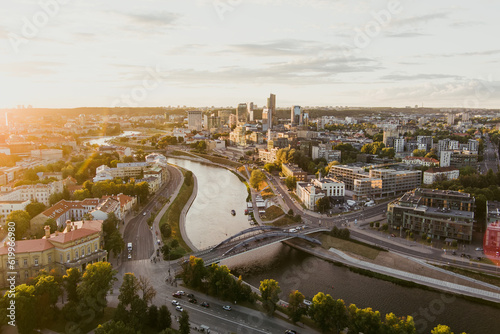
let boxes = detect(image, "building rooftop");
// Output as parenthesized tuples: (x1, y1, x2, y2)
(425, 167, 459, 173)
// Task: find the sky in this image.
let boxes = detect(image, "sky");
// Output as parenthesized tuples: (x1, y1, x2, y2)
(0, 0, 499, 109)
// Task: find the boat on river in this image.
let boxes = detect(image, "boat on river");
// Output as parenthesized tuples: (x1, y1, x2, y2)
(231, 209, 236, 216)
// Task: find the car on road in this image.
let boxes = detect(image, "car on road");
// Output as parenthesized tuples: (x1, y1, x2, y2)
(200, 302, 210, 308)
(127, 253, 132, 260)
(176, 305, 184, 312)
(143, 212, 146, 216)
(285, 330, 297, 334)
(187, 293, 195, 298)
(288, 228, 298, 233)
(188, 298, 197, 304)
(222, 305, 232, 311)
(171, 300, 180, 306)
(475, 247, 484, 251)
(172, 292, 182, 298)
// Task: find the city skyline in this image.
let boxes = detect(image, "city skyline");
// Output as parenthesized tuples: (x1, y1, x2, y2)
(1, 0, 500, 109)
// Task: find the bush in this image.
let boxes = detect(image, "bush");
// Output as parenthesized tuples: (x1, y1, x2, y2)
(369, 222, 374, 228)
(160, 224, 172, 238)
(381, 223, 388, 231)
(375, 222, 380, 228)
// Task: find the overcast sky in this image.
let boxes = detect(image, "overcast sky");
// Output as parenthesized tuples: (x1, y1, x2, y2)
(1, 0, 499, 109)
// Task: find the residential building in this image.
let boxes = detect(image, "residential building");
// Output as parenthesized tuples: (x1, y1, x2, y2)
(296, 182, 325, 210)
(447, 112, 455, 125)
(0, 200, 31, 225)
(387, 188, 474, 242)
(247, 102, 254, 121)
(394, 138, 405, 153)
(417, 136, 433, 151)
(311, 144, 341, 163)
(423, 167, 459, 184)
(0, 220, 107, 285)
(296, 176, 345, 210)
(282, 163, 308, 181)
(258, 148, 279, 163)
(402, 156, 439, 167)
(450, 151, 478, 168)
(91, 197, 121, 220)
(437, 139, 450, 153)
(31, 198, 100, 228)
(229, 125, 247, 146)
(187, 110, 203, 131)
(0, 181, 64, 206)
(468, 139, 479, 152)
(440, 151, 452, 167)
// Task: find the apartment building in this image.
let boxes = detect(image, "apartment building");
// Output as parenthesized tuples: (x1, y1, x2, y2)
(258, 148, 279, 164)
(0, 200, 31, 225)
(423, 167, 459, 185)
(296, 177, 345, 210)
(402, 156, 439, 167)
(387, 188, 474, 242)
(0, 220, 107, 286)
(0, 180, 64, 206)
(311, 144, 341, 163)
(282, 163, 308, 181)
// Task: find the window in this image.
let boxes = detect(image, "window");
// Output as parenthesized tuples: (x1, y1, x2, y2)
(34, 258, 39, 266)
(25, 271, 29, 279)
(23, 259, 27, 267)
(81, 247, 85, 257)
(48, 254, 52, 263)
(75, 250, 79, 259)
(60, 254, 63, 263)
(88, 245, 91, 254)
(94, 243, 98, 252)
(67, 253, 70, 262)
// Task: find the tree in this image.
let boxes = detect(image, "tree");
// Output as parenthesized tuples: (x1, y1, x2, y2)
(43, 218, 58, 233)
(63, 267, 82, 303)
(73, 188, 92, 200)
(259, 279, 281, 315)
(25, 201, 46, 218)
(382, 313, 416, 334)
(179, 310, 190, 334)
(78, 262, 117, 314)
(288, 290, 305, 323)
(309, 292, 348, 333)
(157, 305, 172, 330)
(316, 197, 330, 213)
(181, 256, 206, 289)
(6, 210, 31, 239)
(285, 176, 297, 190)
(9, 284, 36, 334)
(430, 324, 467, 334)
(348, 304, 382, 334)
(34, 273, 61, 327)
(137, 275, 157, 305)
(249, 169, 266, 189)
(147, 304, 158, 329)
(412, 149, 426, 157)
(118, 273, 139, 306)
(95, 320, 136, 334)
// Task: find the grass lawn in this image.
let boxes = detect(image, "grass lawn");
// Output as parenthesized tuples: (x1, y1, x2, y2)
(159, 168, 194, 253)
(255, 180, 269, 192)
(270, 215, 296, 226)
(434, 265, 500, 288)
(261, 187, 275, 199)
(47, 307, 115, 333)
(261, 205, 285, 221)
(320, 234, 380, 260)
(237, 166, 249, 179)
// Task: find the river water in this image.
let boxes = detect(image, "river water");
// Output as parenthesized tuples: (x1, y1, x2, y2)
(169, 158, 499, 334)
(83, 131, 140, 146)
(167, 158, 251, 249)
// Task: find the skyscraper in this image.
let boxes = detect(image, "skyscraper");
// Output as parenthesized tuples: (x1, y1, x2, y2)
(291, 105, 302, 126)
(187, 110, 202, 131)
(236, 103, 247, 124)
(267, 93, 276, 129)
(247, 102, 254, 121)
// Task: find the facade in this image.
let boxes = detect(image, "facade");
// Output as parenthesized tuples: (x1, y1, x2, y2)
(187, 110, 203, 131)
(258, 148, 279, 163)
(417, 136, 433, 151)
(394, 138, 405, 153)
(0, 181, 64, 206)
(450, 151, 478, 168)
(282, 163, 308, 181)
(296, 177, 345, 210)
(484, 222, 500, 255)
(387, 188, 474, 242)
(468, 139, 479, 152)
(91, 197, 121, 220)
(0, 220, 107, 286)
(267, 93, 276, 130)
(0, 200, 31, 225)
(290, 106, 302, 126)
(329, 165, 421, 200)
(439, 151, 452, 167)
(402, 156, 439, 167)
(229, 125, 247, 146)
(31, 198, 100, 228)
(236, 103, 247, 124)
(311, 144, 341, 163)
(487, 201, 500, 225)
(423, 167, 459, 185)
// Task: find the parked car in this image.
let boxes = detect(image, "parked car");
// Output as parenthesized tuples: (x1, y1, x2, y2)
(187, 293, 195, 298)
(188, 298, 197, 304)
(177, 291, 185, 295)
(172, 292, 182, 298)
(285, 330, 297, 334)
(200, 302, 210, 308)
(176, 306, 184, 312)
(171, 300, 180, 306)
(222, 305, 232, 311)
(475, 247, 484, 251)
(127, 253, 132, 259)
(143, 212, 146, 216)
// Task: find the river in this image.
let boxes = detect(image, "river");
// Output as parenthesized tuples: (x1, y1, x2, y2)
(168, 158, 499, 334)
(167, 158, 251, 249)
(83, 131, 141, 146)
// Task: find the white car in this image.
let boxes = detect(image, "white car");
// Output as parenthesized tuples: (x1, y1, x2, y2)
(143, 212, 146, 216)
(288, 228, 298, 233)
(222, 305, 232, 311)
(176, 305, 184, 312)
(172, 300, 180, 306)
(127, 253, 132, 260)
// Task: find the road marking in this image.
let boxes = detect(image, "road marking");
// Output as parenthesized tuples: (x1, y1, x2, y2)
(166, 298, 269, 333)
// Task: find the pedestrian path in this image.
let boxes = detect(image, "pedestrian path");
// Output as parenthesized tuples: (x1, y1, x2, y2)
(328, 248, 500, 303)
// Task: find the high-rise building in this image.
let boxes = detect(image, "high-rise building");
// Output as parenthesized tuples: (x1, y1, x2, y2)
(290, 105, 302, 126)
(236, 103, 247, 124)
(247, 102, 254, 121)
(267, 93, 276, 129)
(187, 110, 202, 131)
(416, 136, 433, 151)
(447, 112, 455, 125)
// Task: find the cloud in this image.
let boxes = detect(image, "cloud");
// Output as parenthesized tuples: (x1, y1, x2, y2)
(226, 39, 346, 57)
(121, 11, 181, 27)
(390, 12, 449, 28)
(418, 49, 500, 58)
(380, 73, 462, 81)
(385, 32, 431, 38)
(0, 61, 62, 77)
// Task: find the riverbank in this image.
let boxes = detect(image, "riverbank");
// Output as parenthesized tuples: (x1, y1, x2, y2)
(284, 237, 500, 305)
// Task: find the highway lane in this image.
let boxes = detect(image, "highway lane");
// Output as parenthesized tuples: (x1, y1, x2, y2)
(122, 165, 182, 262)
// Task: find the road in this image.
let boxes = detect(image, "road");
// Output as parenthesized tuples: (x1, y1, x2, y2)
(479, 134, 499, 174)
(121, 165, 182, 262)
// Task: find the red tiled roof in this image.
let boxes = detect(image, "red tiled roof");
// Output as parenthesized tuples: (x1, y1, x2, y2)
(41, 199, 99, 220)
(47, 227, 98, 244)
(0, 239, 54, 255)
(102, 194, 134, 208)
